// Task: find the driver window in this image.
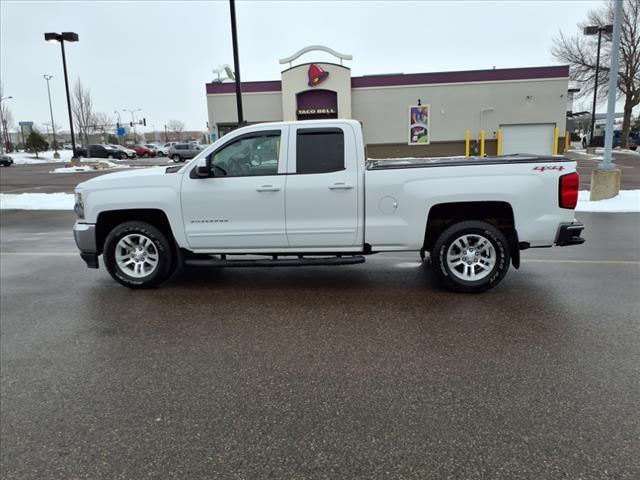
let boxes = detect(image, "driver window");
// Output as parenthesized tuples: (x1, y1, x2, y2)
(208, 133, 281, 177)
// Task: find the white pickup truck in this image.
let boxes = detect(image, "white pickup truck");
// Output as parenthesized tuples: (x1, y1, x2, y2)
(73, 119, 585, 292)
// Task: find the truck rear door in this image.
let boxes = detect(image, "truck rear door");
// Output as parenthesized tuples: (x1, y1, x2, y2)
(285, 124, 361, 248)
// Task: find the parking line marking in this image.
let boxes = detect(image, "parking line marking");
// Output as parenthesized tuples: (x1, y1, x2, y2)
(521, 259, 640, 265)
(0, 252, 78, 256)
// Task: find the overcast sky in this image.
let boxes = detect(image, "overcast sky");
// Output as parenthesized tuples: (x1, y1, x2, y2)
(0, 0, 608, 132)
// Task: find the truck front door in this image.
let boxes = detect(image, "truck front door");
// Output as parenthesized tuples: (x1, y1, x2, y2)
(180, 128, 288, 249)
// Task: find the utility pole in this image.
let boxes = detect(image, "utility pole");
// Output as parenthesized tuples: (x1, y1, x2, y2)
(589, 0, 623, 201)
(43, 74, 60, 158)
(229, 0, 244, 125)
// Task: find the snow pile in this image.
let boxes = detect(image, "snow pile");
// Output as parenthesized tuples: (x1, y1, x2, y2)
(50, 160, 127, 173)
(8, 150, 75, 164)
(576, 190, 640, 213)
(0, 192, 75, 210)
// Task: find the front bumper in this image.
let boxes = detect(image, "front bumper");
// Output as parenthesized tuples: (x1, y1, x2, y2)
(555, 222, 586, 246)
(73, 222, 99, 268)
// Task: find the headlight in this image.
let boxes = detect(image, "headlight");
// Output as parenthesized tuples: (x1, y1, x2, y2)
(74, 192, 85, 219)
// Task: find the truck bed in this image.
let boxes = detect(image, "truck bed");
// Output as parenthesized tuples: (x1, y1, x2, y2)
(366, 154, 570, 170)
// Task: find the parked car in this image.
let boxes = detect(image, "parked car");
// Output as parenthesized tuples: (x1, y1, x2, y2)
(76, 144, 125, 159)
(109, 145, 137, 159)
(168, 143, 202, 162)
(74, 146, 88, 157)
(163, 141, 179, 149)
(62, 143, 73, 150)
(0, 154, 13, 166)
(85, 144, 127, 160)
(125, 145, 156, 158)
(581, 129, 638, 150)
(73, 119, 585, 291)
(145, 144, 168, 157)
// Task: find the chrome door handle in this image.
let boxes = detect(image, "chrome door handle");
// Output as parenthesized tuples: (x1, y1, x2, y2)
(328, 182, 354, 190)
(256, 185, 281, 192)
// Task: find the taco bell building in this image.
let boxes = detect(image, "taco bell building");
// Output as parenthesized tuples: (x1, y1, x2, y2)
(206, 46, 570, 157)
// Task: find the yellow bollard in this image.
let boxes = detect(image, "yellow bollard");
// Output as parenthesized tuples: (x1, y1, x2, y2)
(480, 129, 485, 157)
(564, 132, 570, 153)
(497, 128, 502, 156)
(465, 129, 470, 157)
(553, 127, 559, 155)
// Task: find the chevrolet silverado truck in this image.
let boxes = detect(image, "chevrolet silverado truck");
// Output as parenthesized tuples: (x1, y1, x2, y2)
(73, 119, 585, 292)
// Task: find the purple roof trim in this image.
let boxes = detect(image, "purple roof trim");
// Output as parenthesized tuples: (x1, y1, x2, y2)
(351, 65, 569, 88)
(206, 80, 281, 94)
(205, 66, 570, 95)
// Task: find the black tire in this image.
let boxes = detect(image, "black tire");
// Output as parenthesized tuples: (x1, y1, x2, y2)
(172, 154, 181, 163)
(103, 221, 174, 289)
(143, 152, 150, 158)
(107, 154, 114, 159)
(430, 220, 510, 293)
(157, 151, 165, 157)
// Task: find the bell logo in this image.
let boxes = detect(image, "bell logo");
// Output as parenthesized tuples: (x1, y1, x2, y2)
(308, 64, 329, 86)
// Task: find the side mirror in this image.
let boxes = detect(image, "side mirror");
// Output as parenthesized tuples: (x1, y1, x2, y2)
(195, 165, 210, 178)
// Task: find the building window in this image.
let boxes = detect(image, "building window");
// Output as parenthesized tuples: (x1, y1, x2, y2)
(296, 128, 344, 174)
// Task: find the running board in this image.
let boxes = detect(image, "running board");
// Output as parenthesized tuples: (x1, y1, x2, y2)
(183, 255, 366, 268)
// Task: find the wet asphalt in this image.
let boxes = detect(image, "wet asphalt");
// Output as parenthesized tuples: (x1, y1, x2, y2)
(1, 210, 639, 479)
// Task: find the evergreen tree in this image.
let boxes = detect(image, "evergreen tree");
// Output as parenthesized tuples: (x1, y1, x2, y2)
(25, 130, 49, 158)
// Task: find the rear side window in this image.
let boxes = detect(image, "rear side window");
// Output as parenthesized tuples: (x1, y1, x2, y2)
(296, 128, 344, 174)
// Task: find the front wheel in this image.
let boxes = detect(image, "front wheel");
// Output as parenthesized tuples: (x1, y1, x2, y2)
(430, 220, 510, 293)
(172, 154, 181, 163)
(143, 152, 150, 158)
(103, 221, 174, 289)
(157, 151, 165, 157)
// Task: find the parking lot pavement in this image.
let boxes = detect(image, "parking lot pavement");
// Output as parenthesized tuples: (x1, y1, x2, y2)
(1, 211, 639, 479)
(564, 150, 640, 190)
(0, 158, 175, 194)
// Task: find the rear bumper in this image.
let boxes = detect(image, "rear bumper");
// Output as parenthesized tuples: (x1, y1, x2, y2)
(73, 222, 99, 268)
(555, 222, 585, 246)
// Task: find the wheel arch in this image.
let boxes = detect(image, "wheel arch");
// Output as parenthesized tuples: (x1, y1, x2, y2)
(424, 201, 520, 269)
(96, 209, 176, 257)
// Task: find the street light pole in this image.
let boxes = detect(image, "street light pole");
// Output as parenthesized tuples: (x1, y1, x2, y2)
(601, 0, 623, 168)
(584, 24, 613, 148)
(45, 32, 79, 164)
(43, 74, 59, 158)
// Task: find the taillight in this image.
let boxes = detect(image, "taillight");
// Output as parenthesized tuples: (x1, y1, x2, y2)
(559, 172, 579, 209)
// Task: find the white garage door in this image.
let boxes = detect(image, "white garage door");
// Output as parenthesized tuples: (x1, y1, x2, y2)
(500, 123, 555, 155)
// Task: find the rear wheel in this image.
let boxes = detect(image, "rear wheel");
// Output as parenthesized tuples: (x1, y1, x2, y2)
(157, 151, 165, 157)
(143, 152, 150, 158)
(107, 154, 114, 159)
(430, 220, 510, 293)
(103, 221, 174, 289)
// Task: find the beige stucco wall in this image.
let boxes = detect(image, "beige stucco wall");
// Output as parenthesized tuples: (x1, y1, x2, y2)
(280, 63, 352, 120)
(207, 91, 282, 135)
(351, 78, 569, 144)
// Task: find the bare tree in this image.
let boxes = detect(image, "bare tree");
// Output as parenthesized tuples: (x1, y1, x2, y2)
(93, 111, 114, 142)
(72, 78, 95, 146)
(0, 83, 15, 151)
(167, 120, 185, 141)
(551, 0, 640, 146)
